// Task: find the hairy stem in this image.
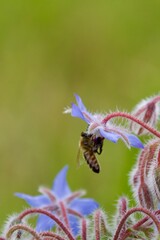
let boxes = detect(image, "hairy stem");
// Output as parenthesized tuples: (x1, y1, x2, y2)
(122, 209, 160, 239)
(6, 224, 42, 240)
(81, 218, 87, 240)
(67, 208, 83, 218)
(102, 112, 160, 138)
(39, 231, 64, 240)
(113, 207, 160, 240)
(59, 201, 70, 229)
(94, 210, 101, 240)
(18, 208, 75, 240)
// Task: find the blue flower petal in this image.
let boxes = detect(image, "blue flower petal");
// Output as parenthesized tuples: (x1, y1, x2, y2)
(15, 193, 50, 207)
(52, 166, 71, 199)
(71, 103, 87, 122)
(71, 103, 92, 124)
(126, 134, 144, 149)
(99, 129, 120, 143)
(70, 198, 99, 215)
(69, 215, 80, 236)
(74, 94, 87, 112)
(36, 214, 55, 232)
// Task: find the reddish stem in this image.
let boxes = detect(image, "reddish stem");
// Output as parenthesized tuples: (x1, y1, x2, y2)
(39, 187, 57, 202)
(59, 201, 70, 229)
(118, 197, 128, 240)
(18, 208, 75, 240)
(118, 197, 127, 217)
(99, 210, 109, 237)
(40, 231, 64, 240)
(81, 218, 87, 240)
(65, 190, 86, 204)
(133, 209, 160, 230)
(113, 207, 160, 240)
(67, 208, 83, 218)
(6, 224, 42, 240)
(94, 210, 101, 240)
(102, 112, 160, 138)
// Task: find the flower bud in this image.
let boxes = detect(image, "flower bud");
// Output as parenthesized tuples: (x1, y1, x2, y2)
(138, 183, 154, 209)
(147, 148, 160, 208)
(130, 138, 160, 209)
(130, 95, 160, 135)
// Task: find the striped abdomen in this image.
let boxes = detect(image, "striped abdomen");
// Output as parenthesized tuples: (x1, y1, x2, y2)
(83, 151, 100, 173)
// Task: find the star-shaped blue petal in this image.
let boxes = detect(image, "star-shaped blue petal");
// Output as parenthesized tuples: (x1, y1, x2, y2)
(15, 166, 99, 236)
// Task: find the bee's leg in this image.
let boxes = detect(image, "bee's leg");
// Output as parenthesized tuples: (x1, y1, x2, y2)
(97, 144, 103, 154)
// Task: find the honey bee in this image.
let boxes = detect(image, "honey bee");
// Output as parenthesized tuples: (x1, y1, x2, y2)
(78, 132, 104, 173)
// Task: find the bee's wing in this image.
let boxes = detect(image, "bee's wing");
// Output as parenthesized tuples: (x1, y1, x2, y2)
(76, 146, 85, 168)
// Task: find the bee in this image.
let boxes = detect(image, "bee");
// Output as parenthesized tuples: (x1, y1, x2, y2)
(78, 132, 104, 173)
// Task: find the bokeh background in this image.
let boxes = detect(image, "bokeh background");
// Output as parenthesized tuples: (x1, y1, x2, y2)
(0, 0, 160, 226)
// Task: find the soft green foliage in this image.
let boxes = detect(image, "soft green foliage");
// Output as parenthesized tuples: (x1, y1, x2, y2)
(0, 0, 160, 226)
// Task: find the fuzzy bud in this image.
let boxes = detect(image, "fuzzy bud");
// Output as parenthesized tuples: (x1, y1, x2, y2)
(130, 95, 160, 135)
(130, 138, 160, 209)
(147, 148, 160, 208)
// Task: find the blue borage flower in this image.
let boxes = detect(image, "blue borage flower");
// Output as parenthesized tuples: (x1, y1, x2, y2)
(15, 166, 99, 236)
(65, 94, 143, 149)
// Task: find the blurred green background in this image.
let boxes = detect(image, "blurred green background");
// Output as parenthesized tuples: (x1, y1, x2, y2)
(0, 0, 160, 226)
